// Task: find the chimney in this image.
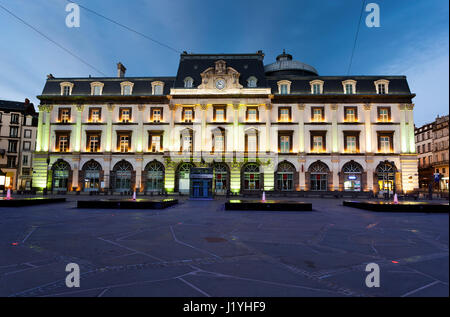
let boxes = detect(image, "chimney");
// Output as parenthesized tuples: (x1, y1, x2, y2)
(47, 74, 54, 79)
(24, 98, 30, 105)
(117, 62, 126, 77)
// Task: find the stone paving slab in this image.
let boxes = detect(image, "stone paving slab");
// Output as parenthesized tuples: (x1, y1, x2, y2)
(0, 197, 448, 297)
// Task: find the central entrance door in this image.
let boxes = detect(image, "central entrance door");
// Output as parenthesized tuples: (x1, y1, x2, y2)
(189, 167, 213, 199)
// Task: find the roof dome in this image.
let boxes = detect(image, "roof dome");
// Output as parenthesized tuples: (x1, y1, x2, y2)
(264, 50, 318, 76)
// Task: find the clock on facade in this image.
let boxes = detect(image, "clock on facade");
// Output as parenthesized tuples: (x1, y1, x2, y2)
(215, 79, 226, 90)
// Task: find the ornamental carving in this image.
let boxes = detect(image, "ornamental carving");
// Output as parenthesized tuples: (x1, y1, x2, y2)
(197, 60, 243, 90)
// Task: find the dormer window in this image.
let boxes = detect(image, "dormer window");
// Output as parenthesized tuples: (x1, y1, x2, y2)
(90, 82, 104, 95)
(342, 80, 356, 94)
(120, 81, 134, 95)
(151, 81, 164, 95)
(277, 80, 291, 95)
(310, 80, 324, 94)
(247, 76, 257, 88)
(184, 77, 194, 88)
(374, 79, 389, 94)
(60, 82, 74, 96)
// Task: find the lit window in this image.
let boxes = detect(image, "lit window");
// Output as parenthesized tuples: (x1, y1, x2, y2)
(60, 109, 70, 123)
(182, 135, 193, 152)
(279, 108, 290, 122)
(342, 80, 356, 94)
(345, 108, 357, 122)
(120, 136, 130, 152)
(214, 134, 224, 152)
(280, 135, 290, 153)
(215, 108, 225, 122)
(247, 108, 258, 121)
(150, 135, 161, 152)
(346, 136, 357, 153)
(120, 108, 131, 122)
(374, 79, 389, 94)
(152, 109, 161, 122)
(312, 136, 323, 152)
(184, 109, 193, 122)
(247, 134, 257, 152)
(380, 136, 390, 152)
(312, 108, 323, 122)
(59, 136, 69, 152)
(378, 108, 390, 122)
(88, 135, 100, 152)
(90, 108, 101, 122)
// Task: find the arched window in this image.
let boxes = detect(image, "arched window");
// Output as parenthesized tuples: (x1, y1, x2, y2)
(247, 76, 257, 88)
(113, 160, 133, 192)
(52, 160, 70, 191)
(184, 77, 194, 88)
(177, 162, 194, 194)
(213, 163, 229, 194)
(376, 161, 396, 192)
(309, 161, 329, 191)
(277, 161, 295, 191)
(82, 160, 101, 192)
(342, 161, 363, 192)
(243, 163, 260, 190)
(145, 160, 164, 192)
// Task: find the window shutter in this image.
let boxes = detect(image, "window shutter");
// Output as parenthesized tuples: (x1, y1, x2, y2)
(150, 108, 154, 121)
(160, 134, 163, 152)
(119, 109, 123, 122)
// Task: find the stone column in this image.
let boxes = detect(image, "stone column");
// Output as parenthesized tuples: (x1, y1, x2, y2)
(399, 104, 408, 153)
(135, 156, 143, 192)
(365, 156, 374, 191)
(298, 156, 306, 190)
(169, 103, 176, 151)
(43, 105, 53, 152)
(106, 104, 114, 152)
(103, 156, 111, 190)
(331, 104, 338, 153)
(136, 105, 144, 152)
(264, 103, 272, 153)
(72, 156, 80, 191)
(331, 156, 339, 191)
(297, 104, 305, 153)
(201, 103, 207, 152)
(74, 104, 83, 152)
(364, 104, 372, 153)
(233, 103, 239, 153)
(36, 105, 44, 151)
(406, 104, 415, 153)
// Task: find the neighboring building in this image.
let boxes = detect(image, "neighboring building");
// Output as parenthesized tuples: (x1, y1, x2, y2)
(415, 115, 449, 191)
(0, 99, 38, 190)
(32, 51, 419, 196)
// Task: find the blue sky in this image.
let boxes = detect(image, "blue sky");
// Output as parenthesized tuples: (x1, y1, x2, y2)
(0, 0, 448, 126)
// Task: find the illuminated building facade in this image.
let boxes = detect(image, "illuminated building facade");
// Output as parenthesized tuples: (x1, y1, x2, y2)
(32, 51, 418, 195)
(0, 99, 37, 190)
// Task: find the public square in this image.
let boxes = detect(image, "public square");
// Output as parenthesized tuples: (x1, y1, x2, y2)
(0, 197, 448, 297)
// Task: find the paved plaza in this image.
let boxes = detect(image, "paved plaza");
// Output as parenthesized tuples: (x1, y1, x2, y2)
(0, 197, 448, 297)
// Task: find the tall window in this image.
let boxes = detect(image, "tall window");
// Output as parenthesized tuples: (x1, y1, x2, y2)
(89, 108, 101, 122)
(183, 108, 193, 122)
(280, 135, 290, 153)
(346, 136, 357, 153)
(279, 107, 290, 122)
(312, 136, 323, 152)
(23, 141, 31, 150)
(9, 126, 18, 137)
(58, 135, 69, 152)
(312, 84, 321, 94)
(247, 134, 257, 152)
(119, 108, 131, 123)
(182, 134, 193, 152)
(214, 108, 225, 122)
(247, 108, 258, 121)
(88, 135, 100, 152)
(243, 164, 260, 190)
(10, 113, 19, 124)
(377, 84, 386, 94)
(379, 136, 391, 152)
(123, 85, 132, 95)
(312, 107, 324, 122)
(154, 85, 163, 95)
(63, 85, 71, 96)
(23, 155, 29, 166)
(377, 107, 390, 122)
(214, 134, 225, 152)
(151, 108, 162, 122)
(8, 140, 18, 153)
(150, 135, 161, 152)
(93, 86, 102, 95)
(119, 135, 130, 152)
(345, 84, 353, 94)
(59, 108, 71, 123)
(280, 84, 288, 95)
(344, 107, 357, 122)
(184, 77, 194, 88)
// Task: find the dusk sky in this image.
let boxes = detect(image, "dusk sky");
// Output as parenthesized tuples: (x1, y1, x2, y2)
(0, 0, 448, 126)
